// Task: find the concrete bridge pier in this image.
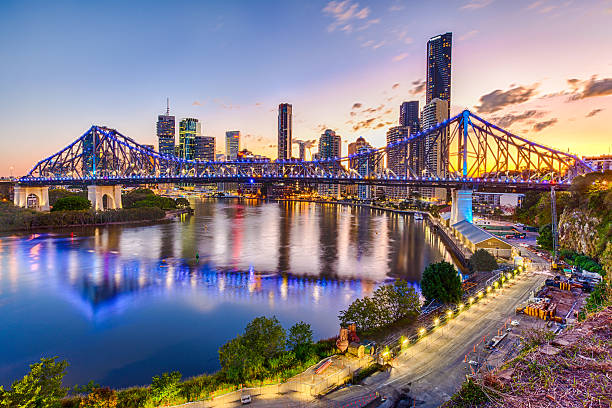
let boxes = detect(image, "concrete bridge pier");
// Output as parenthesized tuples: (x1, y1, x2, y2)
(88, 185, 122, 211)
(450, 189, 473, 224)
(14, 185, 50, 211)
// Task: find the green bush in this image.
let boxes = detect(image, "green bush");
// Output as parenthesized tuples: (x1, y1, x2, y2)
(420, 261, 462, 304)
(52, 196, 91, 211)
(1, 357, 68, 408)
(537, 224, 553, 250)
(468, 249, 498, 273)
(149, 371, 181, 406)
(115, 387, 149, 408)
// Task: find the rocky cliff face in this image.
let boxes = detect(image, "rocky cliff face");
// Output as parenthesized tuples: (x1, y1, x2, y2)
(558, 209, 602, 258)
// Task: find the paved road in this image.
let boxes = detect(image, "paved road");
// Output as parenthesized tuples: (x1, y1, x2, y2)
(208, 270, 549, 408)
(318, 270, 550, 407)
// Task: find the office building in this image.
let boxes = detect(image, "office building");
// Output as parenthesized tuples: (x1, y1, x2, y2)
(178, 118, 199, 160)
(195, 136, 215, 161)
(297, 142, 306, 161)
(399, 101, 420, 134)
(278, 103, 292, 160)
(225, 131, 240, 160)
(426, 32, 452, 118)
(386, 126, 411, 199)
(157, 101, 175, 158)
(420, 98, 449, 201)
(317, 129, 341, 197)
(348, 137, 370, 170)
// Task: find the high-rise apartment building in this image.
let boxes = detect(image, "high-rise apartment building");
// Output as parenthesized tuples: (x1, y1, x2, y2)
(278, 103, 292, 160)
(386, 126, 411, 199)
(426, 32, 452, 117)
(157, 102, 175, 158)
(225, 131, 240, 160)
(178, 118, 199, 160)
(195, 136, 215, 161)
(399, 101, 420, 134)
(348, 137, 370, 170)
(317, 129, 341, 197)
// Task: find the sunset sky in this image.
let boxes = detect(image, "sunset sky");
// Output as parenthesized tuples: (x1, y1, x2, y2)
(1, 0, 611, 175)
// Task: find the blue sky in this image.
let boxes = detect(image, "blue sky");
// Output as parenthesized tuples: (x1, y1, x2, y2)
(1, 0, 611, 174)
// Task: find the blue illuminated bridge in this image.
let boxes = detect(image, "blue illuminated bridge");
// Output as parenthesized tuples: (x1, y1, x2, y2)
(19, 110, 593, 192)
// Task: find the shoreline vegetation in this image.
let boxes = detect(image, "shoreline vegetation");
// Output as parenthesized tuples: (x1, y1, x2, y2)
(0, 188, 192, 233)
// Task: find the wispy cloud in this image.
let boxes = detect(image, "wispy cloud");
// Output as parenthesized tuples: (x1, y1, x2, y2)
(533, 118, 558, 132)
(392, 53, 409, 62)
(361, 40, 385, 49)
(460, 0, 493, 10)
(322, 0, 370, 33)
(357, 18, 380, 31)
(476, 83, 540, 113)
(192, 100, 205, 106)
(392, 83, 400, 90)
(459, 30, 479, 41)
(586, 108, 604, 118)
(490, 110, 546, 128)
(410, 79, 426, 95)
(567, 76, 612, 101)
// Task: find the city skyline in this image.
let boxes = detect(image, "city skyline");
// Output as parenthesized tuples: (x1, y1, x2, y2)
(1, 0, 611, 175)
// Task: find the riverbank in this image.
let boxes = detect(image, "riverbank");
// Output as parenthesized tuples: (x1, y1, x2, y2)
(0, 201, 192, 233)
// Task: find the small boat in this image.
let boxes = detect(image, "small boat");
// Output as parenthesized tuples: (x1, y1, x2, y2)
(414, 213, 423, 220)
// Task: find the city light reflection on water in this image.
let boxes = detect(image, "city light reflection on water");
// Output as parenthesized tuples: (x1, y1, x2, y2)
(0, 199, 452, 388)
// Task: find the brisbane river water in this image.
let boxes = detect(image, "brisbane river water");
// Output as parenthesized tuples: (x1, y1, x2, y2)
(0, 199, 453, 388)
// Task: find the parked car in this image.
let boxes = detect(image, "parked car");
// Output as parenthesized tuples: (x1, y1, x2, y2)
(241, 394, 252, 405)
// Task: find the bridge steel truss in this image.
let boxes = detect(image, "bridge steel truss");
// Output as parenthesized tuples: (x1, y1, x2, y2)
(20, 110, 594, 192)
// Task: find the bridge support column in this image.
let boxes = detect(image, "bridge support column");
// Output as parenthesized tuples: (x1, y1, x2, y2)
(14, 185, 50, 211)
(450, 189, 473, 225)
(87, 185, 122, 211)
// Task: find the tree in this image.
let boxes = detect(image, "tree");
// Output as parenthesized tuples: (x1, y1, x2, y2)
(51, 196, 91, 211)
(338, 280, 420, 332)
(243, 316, 286, 359)
(175, 197, 191, 209)
(1, 357, 68, 408)
(218, 316, 287, 382)
(79, 387, 117, 408)
(420, 261, 462, 304)
(149, 371, 181, 406)
(468, 249, 498, 273)
(287, 321, 313, 351)
(537, 224, 553, 250)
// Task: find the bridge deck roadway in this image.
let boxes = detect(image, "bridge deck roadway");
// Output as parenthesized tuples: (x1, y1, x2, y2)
(203, 269, 550, 408)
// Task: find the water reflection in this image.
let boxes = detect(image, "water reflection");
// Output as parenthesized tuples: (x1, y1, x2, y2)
(0, 199, 452, 388)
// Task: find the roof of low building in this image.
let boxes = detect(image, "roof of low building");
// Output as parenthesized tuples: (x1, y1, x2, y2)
(452, 220, 511, 247)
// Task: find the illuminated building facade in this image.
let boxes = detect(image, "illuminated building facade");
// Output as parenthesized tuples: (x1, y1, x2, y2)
(225, 131, 240, 160)
(178, 118, 200, 160)
(317, 129, 341, 197)
(195, 136, 215, 161)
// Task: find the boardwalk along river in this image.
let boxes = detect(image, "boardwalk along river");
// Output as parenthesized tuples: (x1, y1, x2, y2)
(0, 199, 453, 388)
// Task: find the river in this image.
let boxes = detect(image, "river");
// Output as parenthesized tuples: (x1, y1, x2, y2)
(0, 199, 453, 388)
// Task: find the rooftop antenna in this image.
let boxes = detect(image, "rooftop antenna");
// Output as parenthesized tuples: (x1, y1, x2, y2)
(166, 97, 170, 116)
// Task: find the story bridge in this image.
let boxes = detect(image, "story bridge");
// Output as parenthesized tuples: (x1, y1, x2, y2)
(15, 110, 593, 219)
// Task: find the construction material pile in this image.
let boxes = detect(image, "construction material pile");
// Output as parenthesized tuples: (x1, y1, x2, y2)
(481, 306, 612, 407)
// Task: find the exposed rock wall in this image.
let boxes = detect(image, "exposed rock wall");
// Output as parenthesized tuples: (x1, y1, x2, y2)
(558, 209, 601, 258)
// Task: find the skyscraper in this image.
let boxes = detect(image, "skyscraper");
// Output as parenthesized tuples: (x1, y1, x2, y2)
(225, 131, 240, 160)
(386, 126, 411, 199)
(426, 32, 452, 117)
(178, 118, 199, 160)
(420, 97, 450, 201)
(195, 136, 215, 161)
(317, 129, 341, 197)
(278, 103, 292, 160)
(399, 101, 420, 134)
(348, 137, 370, 170)
(157, 100, 175, 158)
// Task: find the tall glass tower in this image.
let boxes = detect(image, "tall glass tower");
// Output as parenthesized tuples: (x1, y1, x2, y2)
(426, 32, 452, 117)
(179, 118, 199, 160)
(399, 101, 420, 134)
(157, 100, 175, 157)
(277, 103, 292, 160)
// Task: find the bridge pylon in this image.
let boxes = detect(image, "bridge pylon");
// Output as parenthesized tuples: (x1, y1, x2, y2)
(450, 189, 473, 225)
(14, 185, 50, 211)
(87, 185, 122, 211)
